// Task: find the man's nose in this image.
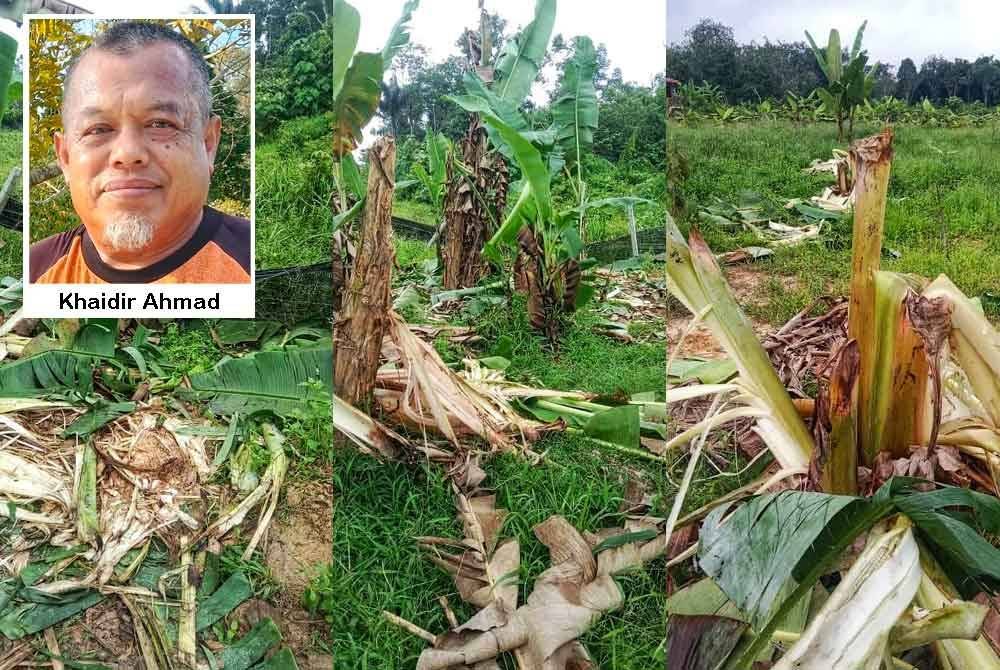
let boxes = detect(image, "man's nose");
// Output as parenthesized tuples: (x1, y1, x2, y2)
(109, 125, 149, 168)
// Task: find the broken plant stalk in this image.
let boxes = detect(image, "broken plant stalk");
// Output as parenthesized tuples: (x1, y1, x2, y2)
(847, 128, 894, 464)
(334, 136, 397, 409)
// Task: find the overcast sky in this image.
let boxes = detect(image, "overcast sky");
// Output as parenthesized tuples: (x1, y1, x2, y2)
(357, 0, 666, 92)
(668, 0, 998, 69)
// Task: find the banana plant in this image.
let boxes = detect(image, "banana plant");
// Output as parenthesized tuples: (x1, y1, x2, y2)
(805, 21, 875, 141)
(331, 0, 418, 226)
(450, 35, 599, 342)
(439, 0, 556, 290)
(410, 131, 451, 232)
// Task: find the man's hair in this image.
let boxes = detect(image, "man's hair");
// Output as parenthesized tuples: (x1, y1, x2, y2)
(62, 20, 214, 122)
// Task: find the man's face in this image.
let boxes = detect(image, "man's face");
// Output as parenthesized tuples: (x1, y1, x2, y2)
(54, 42, 221, 256)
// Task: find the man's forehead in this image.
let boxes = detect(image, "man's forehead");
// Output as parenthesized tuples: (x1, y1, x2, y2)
(66, 43, 196, 108)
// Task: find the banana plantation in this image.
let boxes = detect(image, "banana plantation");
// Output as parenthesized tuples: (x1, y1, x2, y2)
(660, 13, 1000, 670)
(332, 0, 669, 666)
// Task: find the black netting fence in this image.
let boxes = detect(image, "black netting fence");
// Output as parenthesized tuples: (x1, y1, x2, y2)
(256, 262, 334, 326)
(390, 215, 667, 263)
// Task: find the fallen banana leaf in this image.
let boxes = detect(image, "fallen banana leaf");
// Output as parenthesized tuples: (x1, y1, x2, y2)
(211, 320, 283, 346)
(220, 617, 282, 670)
(195, 572, 252, 632)
(665, 615, 747, 670)
(189, 346, 332, 415)
(0, 350, 95, 397)
(62, 401, 135, 439)
(0, 590, 104, 639)
(248, 646, 299, 670)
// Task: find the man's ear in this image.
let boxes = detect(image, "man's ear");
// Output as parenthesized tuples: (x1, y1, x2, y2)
(204, 115, 222, 170)
(53, 131, 71, 179)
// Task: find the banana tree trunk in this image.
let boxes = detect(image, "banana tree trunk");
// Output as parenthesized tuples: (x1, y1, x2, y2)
(440, 115, 508, 290)
(517, 228, 581, 345)
(334, 138, 396, 409)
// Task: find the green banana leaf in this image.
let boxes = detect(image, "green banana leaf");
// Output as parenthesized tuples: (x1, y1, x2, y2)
(330, 0, 360, 102)
(482, 178, 536, 261)
(220, 618, 282, 670)
(62, 400, 135, 439)
(583, 404, 640, 448)
(340, 154, 365, 200)
(332, 52, 382, 159)
(212, 320, 283, 346)
(332, 196, 365, 233)
(195, 572, 253, 632)
(551, 36, 598, 171)
(850, 20, 868, 60)
(493, 0, 557, 104)
(413, 132, 449, 212)
(72, 319, 119, 357)
(189, 347, 332, 416)
(449, 94, 551, 222)
(701, 479, 1000, 669)
(249, 647, 298, 670)
(380, 0, 419, 72)
(803, 30, 830, 83)
(0, 590, 104, 639)
(0, 350, 95, 397)
(826, 29, 842, 83)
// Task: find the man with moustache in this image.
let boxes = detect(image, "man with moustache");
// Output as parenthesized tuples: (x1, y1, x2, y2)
(30, 21, 250, 284)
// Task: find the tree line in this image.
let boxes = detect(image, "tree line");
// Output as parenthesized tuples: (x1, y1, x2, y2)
(667, 19, 1000, 106)
(376, 14, 665, 167)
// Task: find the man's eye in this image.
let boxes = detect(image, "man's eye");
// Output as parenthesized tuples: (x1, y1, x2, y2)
(85, 126, 111, 136)
(150, 120, 177, 129)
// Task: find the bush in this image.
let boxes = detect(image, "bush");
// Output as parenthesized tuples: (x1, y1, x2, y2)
(275, 112, 333, 154)
(1, 97, 20, 130)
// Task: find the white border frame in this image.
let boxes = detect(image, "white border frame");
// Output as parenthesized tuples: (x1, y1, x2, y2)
(21, 13, 255, 318)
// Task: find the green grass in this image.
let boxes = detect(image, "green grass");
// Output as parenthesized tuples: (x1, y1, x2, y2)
(255, 136, 332, 269)
(669, 121, 1000, 321)
(326, 243, 692, 668)
(0, 129, 21, 279)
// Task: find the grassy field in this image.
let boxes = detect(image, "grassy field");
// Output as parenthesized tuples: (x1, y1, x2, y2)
(0, 129, 21, 279)
(669, 121, 1000, 323)
(255, 115, 333, 269)
(326, 234, 726, 669)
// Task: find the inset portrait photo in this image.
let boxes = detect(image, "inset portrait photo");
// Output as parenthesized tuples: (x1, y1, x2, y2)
(23, 15, 254, 317)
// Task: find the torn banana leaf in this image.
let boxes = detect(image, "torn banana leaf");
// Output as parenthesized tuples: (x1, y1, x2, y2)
(0, 590, 104, 639)
(0, 350, 95, 397)
(221, 617, 282, 670)
(195, 572, 253, 632)
(62, 401, 135, 439)
(665, 214, 813, 469)
(417, 489, 520, 611)
(189, 346, 332, 415)
(417, 515, 623, 670)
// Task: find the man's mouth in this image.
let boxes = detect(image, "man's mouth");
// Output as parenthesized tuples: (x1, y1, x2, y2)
(102, 179, 160, 198)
